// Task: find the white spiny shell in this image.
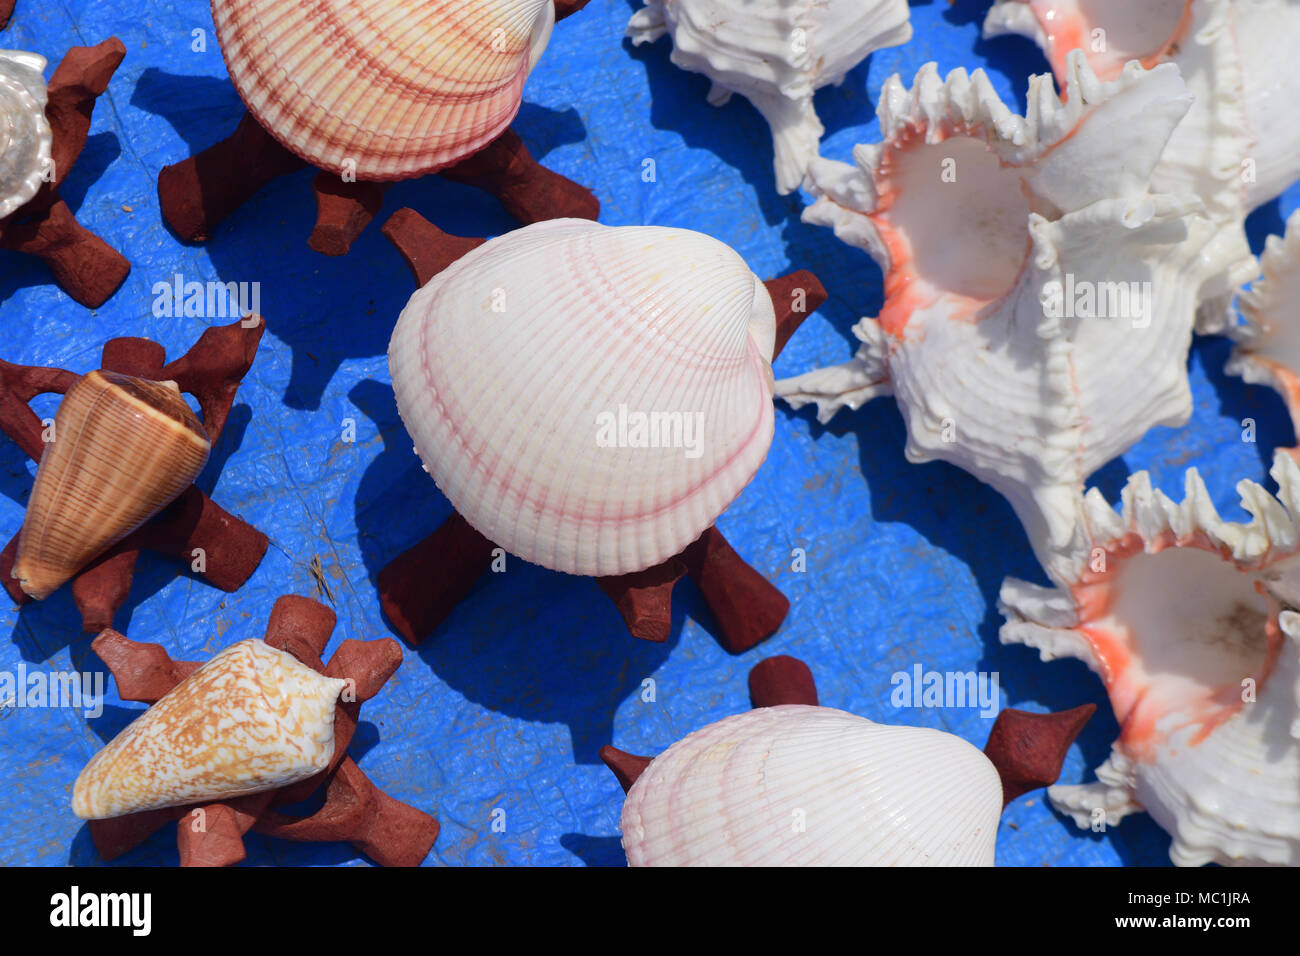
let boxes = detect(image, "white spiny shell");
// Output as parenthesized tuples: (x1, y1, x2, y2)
(775, 54, 1214, 577)
(1226, 208, 1300, 449)
(999, 451, 1300, 865)
(984, 0, 1300, 331)
(620, 705, 1003, 866)
(388, 218, 777, 577)
(628, 0, 912, 194)
(213, 0, 556, 180)
(0, 49, 51, 219)
(73, 639, 346, 820)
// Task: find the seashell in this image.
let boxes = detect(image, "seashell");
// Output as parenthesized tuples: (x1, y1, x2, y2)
(628, 0, 912, 194)
(774, 53, 1216, 576)
(619, 705, 1004, 866)
(13, 370, 211, 601)
(73, 638, 346, 819)
(0, 48, 52, 219)
(999, 450, 1300, 866)
(211, 0, 558, 181)
(388, 218, 777, 577)
(984, 0, 1300, 331)
(1225, 208, 1300, 452)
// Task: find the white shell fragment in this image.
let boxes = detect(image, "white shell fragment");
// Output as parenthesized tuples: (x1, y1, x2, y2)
(0, 49, 52, 219)
(620, 705, 1003, 866)
(1226, 208, 1300, 446)
(73, 639, 346, 820)
(999, 451, 1300, 866)
(775, 53, 1215, 576)
(984, 0, 1300, 331)
(628, 0, 912, 194)
(388, 218, 778, 577)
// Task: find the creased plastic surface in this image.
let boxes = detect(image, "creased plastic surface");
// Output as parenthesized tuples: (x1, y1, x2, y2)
(0, 0, 1294, 866)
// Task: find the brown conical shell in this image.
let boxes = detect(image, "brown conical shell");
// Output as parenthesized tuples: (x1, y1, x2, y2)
(12, 370, 211, 600)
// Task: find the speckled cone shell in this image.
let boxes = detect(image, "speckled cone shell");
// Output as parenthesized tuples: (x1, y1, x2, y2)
(388, 218, 777, 577)
(212, 0, 556, 180)
(13, 370, 211, 601)
(73, 639, 346, 819)
(0, 49, 52, 219)
(620, 706, 1003, 866)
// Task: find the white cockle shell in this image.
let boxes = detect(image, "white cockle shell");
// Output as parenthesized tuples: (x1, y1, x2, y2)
(984, 0, 1300, 331)
(628, 0, 912, 194)
(388, 218, 777, 577)
(619, 705, 1003, 866)
(212, 0, 556, 180)
(775, 53, 1215, 578)
(999, 451, 1300, 866)
(1225, 208, 1300, 452)
(0, 49, 51, 220)
(73, 638, 346, 820)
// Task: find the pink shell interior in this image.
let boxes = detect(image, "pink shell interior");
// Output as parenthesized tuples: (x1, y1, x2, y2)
(1068, 530, 1280, 762)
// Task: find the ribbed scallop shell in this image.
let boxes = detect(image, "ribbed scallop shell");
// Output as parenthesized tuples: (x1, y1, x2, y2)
(984, 0, 1300, 331)
(775, 54, 1215, 579)
(73, 638, 346, 819)
(620, 705, 1003, 866)
(0, 49, 51, 219)
(388, 218, 777, 577)
(999, 451, 1300, 865)
(13, 371, 211, 601)
(628, 0, 912, 194)
(212, 0, 556, 180)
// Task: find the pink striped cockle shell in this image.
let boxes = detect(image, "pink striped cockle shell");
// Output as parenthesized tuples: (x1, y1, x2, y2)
(627, 0, 912, 194)
(1226, 209, 1300, 456)
(212, 0, 558, 181)
(0, 49, 51, 219)
(388, 218, 777, 578)
(775, 53, 1216, 578)
(984, 0, 1300, 331)
(619, 705, 1003, 866)
(999, 451, 1300, 865)
(72, 638, 346, 820)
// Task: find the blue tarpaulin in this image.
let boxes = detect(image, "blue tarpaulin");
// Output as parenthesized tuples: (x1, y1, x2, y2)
(1, 0, 1294, 866)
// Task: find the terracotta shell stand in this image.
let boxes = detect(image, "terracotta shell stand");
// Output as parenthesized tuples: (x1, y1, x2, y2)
(602, 654, 1098, 809)
(0, 0, 14, 30)
(0, 316, 268, 632)
(0, 39, 131, 308)
(377, 208, 828, 654)
(86, 595, 439, 866)
(156, 1, 600, 256)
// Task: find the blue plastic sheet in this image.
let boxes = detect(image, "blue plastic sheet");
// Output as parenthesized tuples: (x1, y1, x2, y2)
(0, 0, 1295, 867)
